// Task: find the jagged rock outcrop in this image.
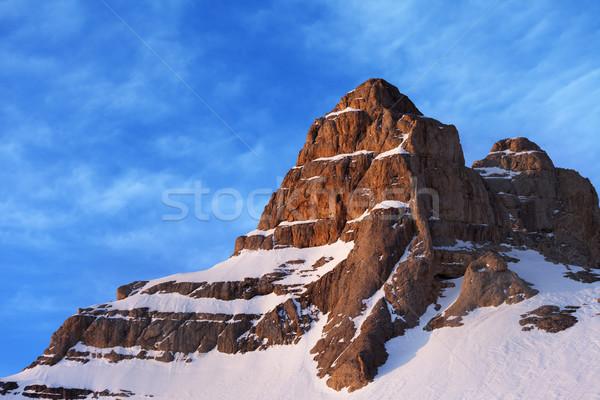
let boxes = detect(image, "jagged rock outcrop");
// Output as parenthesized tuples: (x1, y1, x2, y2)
(0, 384, 135, 399)
(116, 280, 148, 300)
(0, 382, 18, 396)
(473, 137, 600, 268)
(519, 305, 579, 333)
(564, 269, 600, 283)
(8, 78, 600, 395)
(426, 252, 538, 330)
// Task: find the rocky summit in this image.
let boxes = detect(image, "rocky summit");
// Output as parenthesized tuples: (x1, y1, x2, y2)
(2, 79, 599, 399)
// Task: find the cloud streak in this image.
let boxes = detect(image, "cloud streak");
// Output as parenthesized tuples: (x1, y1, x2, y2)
(0, 0, 599, 377)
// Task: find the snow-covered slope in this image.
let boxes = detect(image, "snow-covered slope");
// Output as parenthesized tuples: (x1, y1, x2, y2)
(3, 248, 599, 400)
(93, 240, 353, 315)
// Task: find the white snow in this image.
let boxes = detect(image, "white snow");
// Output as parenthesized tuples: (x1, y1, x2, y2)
(347, 209, 371, 224)
(279, 219, 319, 227)
(301, 176, 323, 182)
(374, 145, 411, 159)
(473, 166, 522, 179)
(374, 133, 411, 160)
(347, 200, 411, 224)
(129, 240, 353, 288)
(4, 247, 599, 399)
(312, 150, 374, 163)
(244, 219, 320, 237)
(244, 228, 276, 237)
(100, 292, 293, 315)
(325, 107, 363, 119)
(276, 242, 354, 287)
(372, 200, 410, 211)
(489, 149, 543, 156)
(350, 237, 416, 340)
(434, 239, 478, 251)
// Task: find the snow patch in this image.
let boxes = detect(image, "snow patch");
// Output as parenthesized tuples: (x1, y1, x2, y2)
(325, 107, 363, 119)
(372, 200, 410, 211)
(473, 167, 522, 179)
(312, 150, 374, 163)
(375, 145, 411, 159)
(99, 292, 293, 316)
(489, 149, 543, 156)
(6, 247, 600, 399)
(434, 240, 478, 251)
(279, 219, 319, 227)
(300, 176, 322, 182)
(244, 228, 276, 237)
(136, 240, 354, 285)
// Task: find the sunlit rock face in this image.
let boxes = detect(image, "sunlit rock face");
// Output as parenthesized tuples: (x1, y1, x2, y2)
(4, 79, 599, 397)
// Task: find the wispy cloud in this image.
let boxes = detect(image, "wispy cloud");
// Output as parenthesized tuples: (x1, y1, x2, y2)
(1, 0, 599, 377)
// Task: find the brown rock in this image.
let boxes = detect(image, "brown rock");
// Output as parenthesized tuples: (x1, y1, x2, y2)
(116, 280, 148, 300)
(473, 137, 555, 172)
(141, 280, 203, 296)
(29, 315, 96, 367)
(24, 78, 600, 393)
(426, 252, 538, 330)
(564, 270, 600, 283)
(519, 305, 578, 333)
(22, 385, 93, 399)
(0, 382, 18, 396)
(18, 384, 137, 399)
(238, 299, 312, 352)
(473, 138, 600, 268)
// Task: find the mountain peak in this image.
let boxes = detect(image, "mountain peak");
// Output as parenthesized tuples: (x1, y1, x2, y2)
(491, 137, 542, 153)
(3, 80, 600, 398)
(473, 137, 555, 171)
(296, 78, 460, 168)
(332, 78, 422, 116)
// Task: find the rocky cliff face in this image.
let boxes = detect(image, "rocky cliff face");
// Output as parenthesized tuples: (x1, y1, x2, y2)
(3, 79, 599, 397)
(472, 136, 600, 268)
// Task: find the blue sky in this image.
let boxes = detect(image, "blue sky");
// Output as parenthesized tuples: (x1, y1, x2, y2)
(1, 0, 599, 376)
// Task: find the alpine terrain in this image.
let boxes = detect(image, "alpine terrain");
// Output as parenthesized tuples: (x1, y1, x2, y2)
(1, 79, 599, 399)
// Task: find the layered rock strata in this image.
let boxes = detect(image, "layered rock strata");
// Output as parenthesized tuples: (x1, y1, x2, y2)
(12, 79, 600, 395)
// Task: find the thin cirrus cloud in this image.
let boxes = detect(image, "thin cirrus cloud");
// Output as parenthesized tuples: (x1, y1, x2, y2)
(1, 0, 599, 377)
